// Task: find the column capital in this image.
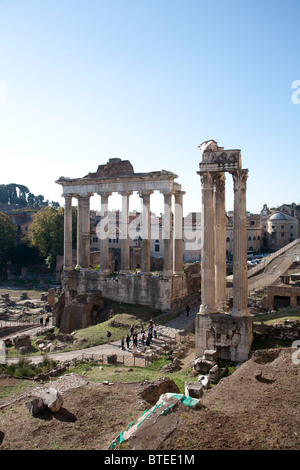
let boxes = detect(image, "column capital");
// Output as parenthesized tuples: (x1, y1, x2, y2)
(174, 189, 186, 197)
(118, 190, 133, 197)
(76, 193, 93, 201)
(138, 190, 154, 198)
(213, 172, 226, 192)
(199, 171, 215, 189)
(98, 191, 112, 198)
(160, 189, 174, 197)
(231, 169, 248, 190)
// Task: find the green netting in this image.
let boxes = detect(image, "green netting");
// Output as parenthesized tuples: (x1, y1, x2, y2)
(109, 394, 199, 449)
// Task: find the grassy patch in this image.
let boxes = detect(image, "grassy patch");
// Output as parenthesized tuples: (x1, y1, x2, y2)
(253, 306, 300, 325)
(67, 302, 162, 350)
(0, 375, 36, 398)
(66, 355, 197, 393)
(0, 356, 57, 380)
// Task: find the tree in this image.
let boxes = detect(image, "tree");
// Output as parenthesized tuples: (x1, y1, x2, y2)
(0, 211, 17, 264)
(29, 206, 77, 269)
(7, 238, 42, 265)
(0, 183, 60, 208)
(0, 184, 29, 205)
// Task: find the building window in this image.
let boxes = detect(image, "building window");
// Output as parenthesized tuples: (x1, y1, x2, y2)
(226, 237, 230, 242)
(290, 225, 294, 229)
(154, 240, 160, 252)
(281, 233, 285, 237)
(290, 233, 294, 238)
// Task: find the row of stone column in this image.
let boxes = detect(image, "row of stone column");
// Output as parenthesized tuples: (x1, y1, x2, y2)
(63, 190, 185, 277)
(199, 169, 249, 317)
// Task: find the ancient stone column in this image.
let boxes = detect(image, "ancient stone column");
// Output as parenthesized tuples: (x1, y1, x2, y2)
(232, 169, 249, 317)
(162, 191, 173, 276)
(99, 192, 112, 276)
(214, 173, 227, 310)
(81, 195, 91, 269)
(119, 191, 132, 273)
(174, 190, 184, 274)
(140, 190, 153, 275)
(63, 195, 73, 269)
(199, 171, 217, 314)
(76, 195, 83, 268)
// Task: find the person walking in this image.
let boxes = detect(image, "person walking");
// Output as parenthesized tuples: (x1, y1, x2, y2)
(153, 324, 157, 339)
(126, 334, 130, 349)
(148, 329, 153, 344)
(121, 336, 125, 350)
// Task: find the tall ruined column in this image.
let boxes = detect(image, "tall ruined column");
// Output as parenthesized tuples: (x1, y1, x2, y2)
(199, 171, 217, 314)
(76, 195, 83, 268)
(214, 173, 227, 310)
(174, 190, 184, 274)
(162, 191, 173, 276)
(63, 195, 73, 269)
(81, 194, 91, 269)
(99, 192, 112, 276)
(119, 191, 132, 273)
(140, 190, 153, 275)
(232, 169, 249, 317)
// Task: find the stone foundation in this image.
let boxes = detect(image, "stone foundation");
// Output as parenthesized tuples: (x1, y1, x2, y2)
(195, 312, 253, 362)
(55, 269, 190, 333)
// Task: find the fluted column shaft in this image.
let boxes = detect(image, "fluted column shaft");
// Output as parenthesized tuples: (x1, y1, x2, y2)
(76, 196, 83, 267)
(214, 173, 227, 310)
(162, 192, 173, 276)
(232, 170, 249, 317)
(200, 172, 217, 314)
(63, 195, 73, 269)
(174, 191, 184, 273)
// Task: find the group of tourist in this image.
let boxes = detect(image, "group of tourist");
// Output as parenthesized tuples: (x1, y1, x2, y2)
(121, 319, 157, 352)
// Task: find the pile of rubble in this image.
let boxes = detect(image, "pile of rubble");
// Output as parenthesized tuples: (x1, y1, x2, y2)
(35, 331, 75, 353)
(0, 288, 57, 322)
(253, 318, 300, 341)
(185, 349, 226, 400)
(4, 331, 76, 356)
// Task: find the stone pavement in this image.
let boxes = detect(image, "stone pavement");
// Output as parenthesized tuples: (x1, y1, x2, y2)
(4, 303, 200, 366)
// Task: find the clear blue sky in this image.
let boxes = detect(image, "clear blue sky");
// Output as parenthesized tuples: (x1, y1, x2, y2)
(0, 0, 299, 216)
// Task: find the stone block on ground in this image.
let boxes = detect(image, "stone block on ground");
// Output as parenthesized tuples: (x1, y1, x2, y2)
(184, 381, 204, 400)
(38, 388, 63, 413)
(25, 398, 45, 416)
(193, 357, 216, 374)
(204, 349, 218, 362)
